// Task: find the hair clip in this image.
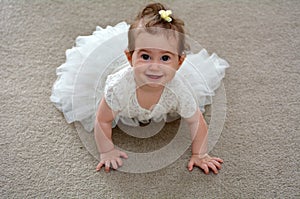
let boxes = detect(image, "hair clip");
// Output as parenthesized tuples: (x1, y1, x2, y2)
(159, 10, 172, 22)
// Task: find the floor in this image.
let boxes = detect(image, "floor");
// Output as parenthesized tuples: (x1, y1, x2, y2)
(1, 0, 299, 198)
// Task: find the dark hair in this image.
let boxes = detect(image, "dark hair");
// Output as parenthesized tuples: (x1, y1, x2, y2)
(128, 3, 188, 55)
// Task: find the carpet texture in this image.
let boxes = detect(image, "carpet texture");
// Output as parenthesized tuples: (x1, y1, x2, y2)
(1, 0, 299, 198)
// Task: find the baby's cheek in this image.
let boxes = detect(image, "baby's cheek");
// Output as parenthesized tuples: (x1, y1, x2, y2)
(164, 65, 178, 74)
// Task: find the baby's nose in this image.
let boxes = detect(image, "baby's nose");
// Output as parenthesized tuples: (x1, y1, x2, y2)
(148, 63, 160, 70)
(148, 60, 161, 70)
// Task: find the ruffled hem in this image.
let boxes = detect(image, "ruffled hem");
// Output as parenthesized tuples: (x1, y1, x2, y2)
(178, 49, 229, 109)
(50, 22, 130, 132)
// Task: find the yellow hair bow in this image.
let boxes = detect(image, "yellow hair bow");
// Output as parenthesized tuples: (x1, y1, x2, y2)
(159, 9, 172, 22)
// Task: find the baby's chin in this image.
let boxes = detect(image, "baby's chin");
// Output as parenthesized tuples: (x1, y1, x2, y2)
(145, 82, 165, 88)
(141, 79, 169, 89)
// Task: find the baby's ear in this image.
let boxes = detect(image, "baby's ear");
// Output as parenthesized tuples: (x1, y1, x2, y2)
(124, 50, 133, 66)
(178, 54, 186, 67)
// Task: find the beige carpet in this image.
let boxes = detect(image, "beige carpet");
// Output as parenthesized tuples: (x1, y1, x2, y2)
(1, 0, 299, 198)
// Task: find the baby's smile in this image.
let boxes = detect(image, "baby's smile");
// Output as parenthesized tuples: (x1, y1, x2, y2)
(145, 74, 163, 80)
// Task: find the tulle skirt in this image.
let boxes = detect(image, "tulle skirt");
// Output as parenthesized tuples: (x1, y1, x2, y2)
(50, 22, 229, 132)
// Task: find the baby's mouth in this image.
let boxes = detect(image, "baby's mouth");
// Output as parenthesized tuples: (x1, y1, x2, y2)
(146, 74, 163, 79)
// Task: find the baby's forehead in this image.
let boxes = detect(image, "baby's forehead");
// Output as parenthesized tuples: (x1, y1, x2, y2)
(133, 30, 179, 54)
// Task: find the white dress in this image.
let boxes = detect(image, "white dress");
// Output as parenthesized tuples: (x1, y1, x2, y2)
(50, 22, 229, 132)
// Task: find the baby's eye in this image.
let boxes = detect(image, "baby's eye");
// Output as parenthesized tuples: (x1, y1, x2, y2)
(161, 55, 170, 62)
(141, 54, 150, 60)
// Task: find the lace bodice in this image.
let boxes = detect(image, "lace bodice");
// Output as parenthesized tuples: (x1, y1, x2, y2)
(104, 65, 198, 127)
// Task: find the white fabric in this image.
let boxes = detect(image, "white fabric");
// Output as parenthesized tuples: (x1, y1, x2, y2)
(50, 22, 229, 132)
(104, 66, 198, 128)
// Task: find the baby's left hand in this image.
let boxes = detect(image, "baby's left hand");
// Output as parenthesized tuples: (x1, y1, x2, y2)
(188, 154, 223, 174)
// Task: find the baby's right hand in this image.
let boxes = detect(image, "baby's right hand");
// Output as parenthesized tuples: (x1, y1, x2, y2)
(96, 149, 128, 172)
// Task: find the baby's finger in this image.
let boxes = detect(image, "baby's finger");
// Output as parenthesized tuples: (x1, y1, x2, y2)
(111, 160, 118, 170)
(188, 159, 195, 171)
(96, 162, 104, 171)
(212, 157, 223, 163)
(116, 157, 123, 167)
(211, 160, 222, 170)
(200, 163, 209, 174)
(105, 161, 111, 172)
(119, 151, 128, 159)
(207, 162, 218, 174)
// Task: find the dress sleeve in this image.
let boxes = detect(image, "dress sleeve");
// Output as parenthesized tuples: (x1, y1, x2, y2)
(175, 80, 198, 119)
(104, 67, 130, 112)
(177, 95, 198, 119)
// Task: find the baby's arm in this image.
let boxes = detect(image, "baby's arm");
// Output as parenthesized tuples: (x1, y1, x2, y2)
(185, 108, 223, 174)
(94, 98, 128, 172)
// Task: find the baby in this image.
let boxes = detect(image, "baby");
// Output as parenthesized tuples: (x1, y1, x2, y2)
(94, 3, 224, 174)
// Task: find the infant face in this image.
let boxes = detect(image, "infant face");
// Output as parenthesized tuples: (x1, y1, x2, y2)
(129, 31, 184, 88)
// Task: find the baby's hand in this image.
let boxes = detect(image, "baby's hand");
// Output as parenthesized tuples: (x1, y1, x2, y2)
(96, 149, 128, 172)
(188, 154, 223, 174)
